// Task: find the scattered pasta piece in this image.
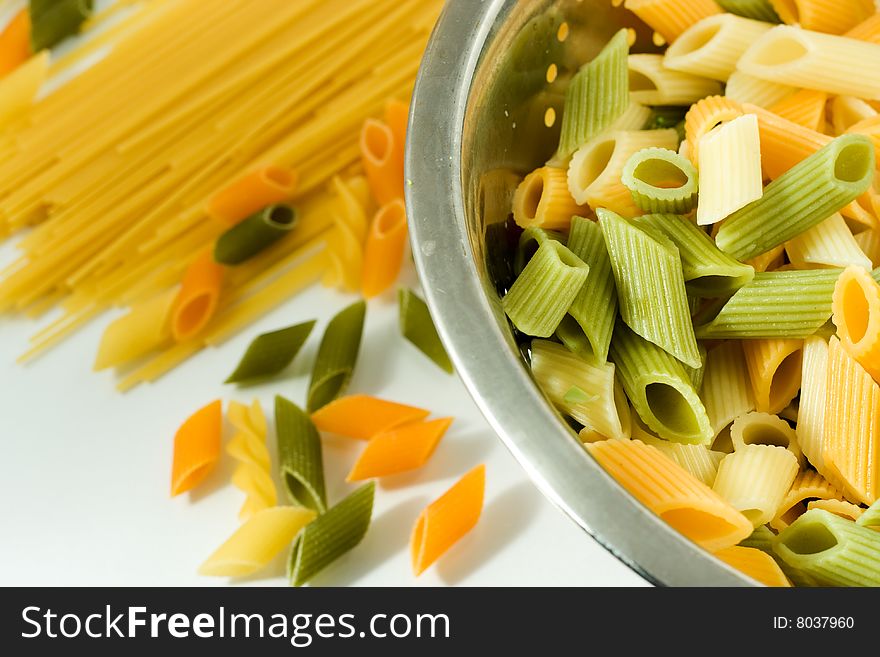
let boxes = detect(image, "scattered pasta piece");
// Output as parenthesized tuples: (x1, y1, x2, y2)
(360, 119, 403, 207)
(170, 251, 225, 342)
(226, 400, 277, 520)
(171, 400, 223, 497)
(307, 300, 367, 412)
(276, 396, 326, 514)
(224, 320, 315, 384)
(199, 506, 316, 578)
(289, 482, 375, 586)
(399, 288, 454, 374)
(0, 9, 31, 78)
(93, 288, 176, 371)
(348, 417, 452, 482)
(214, 204, 298, 266)
(361, 199, 408, 298)
(30, 0, 94, 52)
(411, 465, 485, 576)
(206, 166, 298, 226)
(311, 394, 430, 441)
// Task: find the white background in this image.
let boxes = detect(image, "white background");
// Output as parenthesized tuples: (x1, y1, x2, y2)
(0, 237, 648, 587)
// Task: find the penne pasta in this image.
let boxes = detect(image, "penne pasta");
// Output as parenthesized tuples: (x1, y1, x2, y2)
(684, 95, 743, 162)
(307, 300, 367, 412)
(627, 53, 722, 106)
(311, 394, 430, 441)
(513, 166, 584, 230)
(768, 0, 872, 35)
(224, 320, 315, 384)
(30, 0, 93, 51)
(411, 465, 485, 575)
(712, 444, 799, 527)
(347, 417, 452, 481)
(360, 118, 404, 207)
(845, 11, 880, 44)
(621, 147, 699, 214)
(737, 25, 880, 99)
(0, 9, 31, 78)
(399, 288, 454, 374)
(771, 470, 845, 531)
(767, 88, 827, 132)
(854, 228, 880, 268)
(226, 400, 277, 520)
(169, 250, 225, 342)
(276, 395, 327, 513)
(586, 439, 753, 551)
(730, 411, 802, 465)
(701, 341, 756, 438)
(784, 213, 872, 270)
(637, 431, 725, 486)
(807, 498, 865, 522)
(830, 96, 877, 136)
(857, 498, 880, 528)
(361, 199, 408, 298)
(714, 545, 792, 587)
(383, 99, 409, 171)
(171, 400, 223, 497)
(214, 204, 298, 266)
(93, 288, 176, 371)
(206, 166, 298, 226)
(664, 14, 772, 82)
(743, 103, 832, 179)
(742, 338, 804, 415)
(623, 0, 722, 44)
(198, 507, 316, 578)
(696, 113, 763, 226)
(832, 265, 880, 381)
(724, 71, 795, 107)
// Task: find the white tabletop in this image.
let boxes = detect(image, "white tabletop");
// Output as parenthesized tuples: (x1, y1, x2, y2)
(0, 235, 648, 587)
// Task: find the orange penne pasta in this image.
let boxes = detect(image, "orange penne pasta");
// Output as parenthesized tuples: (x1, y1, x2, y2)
(771, 470, 845, 531)
(714, 546, 791, 587)
(845, 12, 880, 44)
(770, 0, 873, 34)
(512, 166, 582, 230)
(586, 440, 753, 552)
(742, 338, 804, 415)
(206, 166, 298, 225)
(411, 464, 485, 576)
(360, 118, 404, 207)
(0, 10, 31, 78)
(384, 99, 409, 169)
(361, 199, 408, 298)
(768, 89, 827, 132)
(623, 0, 721, 44)
(684, 95, 742, 162)
(832, 265, 880, 381)
(170, 250, 224, 342)
(824, 337, 880, 505)
(743, 104, 832, 180)
(311, 394, 430, 440)
(171, 400, 223, 496)
(347, 417, 452, 481)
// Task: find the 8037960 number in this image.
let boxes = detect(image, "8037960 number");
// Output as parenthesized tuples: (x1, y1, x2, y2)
(796, 617, 854, 629)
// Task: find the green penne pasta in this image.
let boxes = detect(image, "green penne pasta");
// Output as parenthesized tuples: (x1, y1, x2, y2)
(288, 482, 375, 587)
(715, 0, 781, 22)
(564, 217, 617, 363)
(739, 525, 776, 552)
(715, 134, 875, 261)
(773, 509, 880, 587)
(530, 339, 630, 440)
(513, 227, 567, 276)
(307, 300, 366, 412)
(398, 288, 453, 374)
(557, 28, 629, 158)
(683, 343, 707, 392)
(610, 321, 712, 445)
(275, 396, 326, 513)
(502, 240, 590, 338)
(621, 148, 699, 214)
(224, 320, 315, 384)
(694, 269, 843, 339)
(633, 214, 754, 297)
(30, 0, 93, 52)
(214, 204, 298, 265)
(857, 498, 880, 529)
(599, 208, 701, 368)
(555, 314, 594, 361)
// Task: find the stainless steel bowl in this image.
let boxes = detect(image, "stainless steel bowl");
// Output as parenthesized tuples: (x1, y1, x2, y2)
(407, 0, 755, 586)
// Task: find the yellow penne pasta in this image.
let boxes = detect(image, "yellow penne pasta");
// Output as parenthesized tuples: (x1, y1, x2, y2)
(198, 507, 316, 577)
(784, 213, 872, 270)
(738, 25, 880, 99)
(854, 228, 880, 268)
(713, 444, 799, 527)
(586, 439, 753, 551)
(807, 498, 865, 522)
(637, 431, 725, 487)
(724, 71, 796, 107)
(730, 411, 803, 466)
(627, 54, 722, 106)
(832, 266, 880, 380)
(696, 114, 763, 226)
(841, 190, 880, 232)
(227, 400, 277, 521)
(567, 129, 679, 216)
(743, 338, 804, 415)
(701, 341, 756, 438)
(93, 288, 177, 371)
(768, 88, 827, 132)
(714, 545, 792, 587)
(623, 0, 722, 44)
(831, 96, 877, 136)
(665, 14, 772, 82)
(823, 336, 880, 505)
(771, 470, 845, 531)
(513, 166, 583, 230)
(769, 0, 873, 35)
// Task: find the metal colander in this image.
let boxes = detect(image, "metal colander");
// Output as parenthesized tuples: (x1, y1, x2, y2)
(407, 0, 755, 586)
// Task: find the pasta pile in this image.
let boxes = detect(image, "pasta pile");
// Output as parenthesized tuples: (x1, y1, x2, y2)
(505, 0, 880, 586)
(0, 0, 442, 390)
